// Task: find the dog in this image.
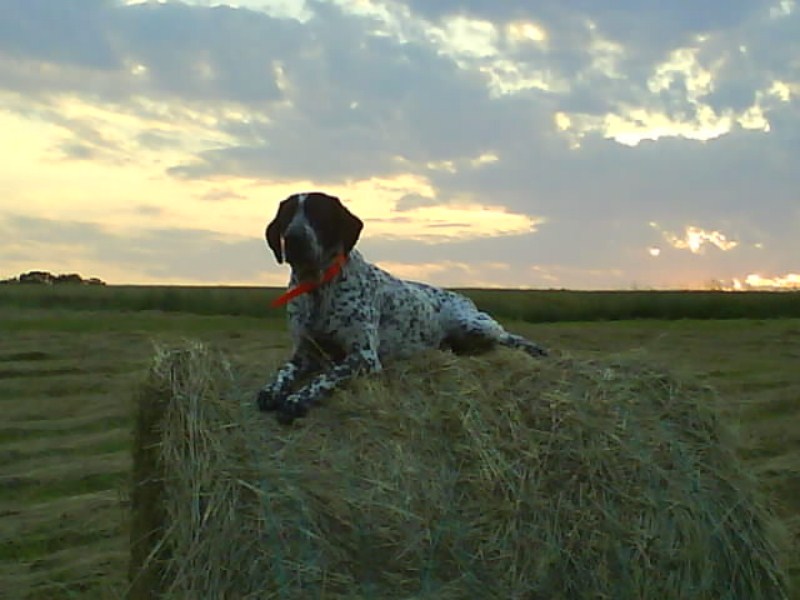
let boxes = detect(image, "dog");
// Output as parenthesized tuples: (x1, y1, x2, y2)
(258, 192, 547, 423)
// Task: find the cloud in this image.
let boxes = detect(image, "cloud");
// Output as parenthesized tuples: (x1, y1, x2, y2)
(0, 212, 281, 285)
(134, 205, 165, 217)
(0, 0, 798, 288)
(374, 259, 512, 288)
(0, 0, 120, 70)
(386, 0, 761, 60)
(0, 0, 295, 103)
(652, 223, 739, 254)
(197, 188, 247, 202)
(394, 193, 441, 211)
(368, 202, 543, 242)
(732, 272, 800, 290)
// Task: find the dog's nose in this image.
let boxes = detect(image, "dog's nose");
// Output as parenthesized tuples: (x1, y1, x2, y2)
(283, 230, 310, 263)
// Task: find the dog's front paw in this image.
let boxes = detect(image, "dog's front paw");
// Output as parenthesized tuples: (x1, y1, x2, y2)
(256, 387, 284, 412)
(275, 396, 309, 425)
(530, 344, 549, 358)
(521, 340, 549, 358)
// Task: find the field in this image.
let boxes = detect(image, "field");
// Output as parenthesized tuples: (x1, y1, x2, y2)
(2, 283, 800, 321)
(0, 287, 799, 598)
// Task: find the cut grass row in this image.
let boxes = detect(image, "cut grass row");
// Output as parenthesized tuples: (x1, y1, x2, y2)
(0, 317, 221, 598)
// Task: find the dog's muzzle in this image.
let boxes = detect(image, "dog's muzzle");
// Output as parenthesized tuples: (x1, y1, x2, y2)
(283, 229, 325, 283)
(284, 230, 315, 264)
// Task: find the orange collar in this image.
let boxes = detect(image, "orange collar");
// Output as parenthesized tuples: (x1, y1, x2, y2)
(271, 253, 347, 307)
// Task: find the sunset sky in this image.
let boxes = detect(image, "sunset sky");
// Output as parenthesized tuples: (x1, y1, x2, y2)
(1, 0, 798, 289)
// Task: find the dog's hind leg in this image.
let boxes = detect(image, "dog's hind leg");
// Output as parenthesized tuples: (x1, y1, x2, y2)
(444, 311, 548, 358)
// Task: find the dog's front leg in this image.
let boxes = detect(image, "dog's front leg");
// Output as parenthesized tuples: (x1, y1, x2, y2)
(257, 351, 318, 412)
(276, 343, 381, 424)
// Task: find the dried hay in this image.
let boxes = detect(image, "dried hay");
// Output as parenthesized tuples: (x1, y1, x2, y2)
(129, 341, 789, 599)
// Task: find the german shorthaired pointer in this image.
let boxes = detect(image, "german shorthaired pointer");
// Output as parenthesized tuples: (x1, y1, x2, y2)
(258, 192, 547, 424)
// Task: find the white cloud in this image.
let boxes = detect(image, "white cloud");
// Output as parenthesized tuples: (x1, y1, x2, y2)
(431, 16, 499, 58)
(769, 0, 795, 19)
(506, 21, 548, 46)
(647, 46, 715, 102)
(654, 224, 739, 254)
(165, 0, 313, 21)
(586, 27, 626, 80)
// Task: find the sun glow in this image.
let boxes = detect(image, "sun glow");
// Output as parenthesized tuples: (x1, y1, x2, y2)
(732, 273, 800, 290)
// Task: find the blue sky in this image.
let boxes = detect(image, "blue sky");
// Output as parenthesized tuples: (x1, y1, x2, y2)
(0, 0, 798, 289)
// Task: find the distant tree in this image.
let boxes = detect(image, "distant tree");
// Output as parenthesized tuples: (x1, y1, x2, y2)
(4, 271, 106, 285)
(19, 271, 54, 285)
(54, 273, 84, 284)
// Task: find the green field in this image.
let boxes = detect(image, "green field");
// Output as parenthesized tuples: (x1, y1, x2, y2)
(1, 283, 800, 321)
(0, 288, 799, 598)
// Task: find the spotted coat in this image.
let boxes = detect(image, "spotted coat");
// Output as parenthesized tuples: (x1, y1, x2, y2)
(258, 193, 547, 424)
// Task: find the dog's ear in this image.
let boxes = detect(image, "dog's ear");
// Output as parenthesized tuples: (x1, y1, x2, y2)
(265, 197, 297, 264)
(332, 196, 363, 256)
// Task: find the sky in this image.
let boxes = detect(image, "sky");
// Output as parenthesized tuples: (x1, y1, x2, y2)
(0, 0, 798, 290)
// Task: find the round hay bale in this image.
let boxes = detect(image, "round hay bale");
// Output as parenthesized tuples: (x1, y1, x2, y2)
(129, 342, 789, 599)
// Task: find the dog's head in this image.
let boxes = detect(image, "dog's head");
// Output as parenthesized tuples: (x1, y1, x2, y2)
(265, 192, 363, 282)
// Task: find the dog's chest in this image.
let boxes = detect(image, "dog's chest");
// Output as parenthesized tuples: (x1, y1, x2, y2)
(287, 286, 367, 344)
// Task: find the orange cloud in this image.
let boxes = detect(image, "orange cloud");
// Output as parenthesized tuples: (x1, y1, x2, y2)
(732, 273, 800, 290)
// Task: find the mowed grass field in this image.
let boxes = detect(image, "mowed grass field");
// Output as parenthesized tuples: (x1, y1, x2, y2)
(1, 295, 799, 597)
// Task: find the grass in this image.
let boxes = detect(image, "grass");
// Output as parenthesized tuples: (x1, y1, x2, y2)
(0, 297, 798, 597)
(1, 283, 800, 321)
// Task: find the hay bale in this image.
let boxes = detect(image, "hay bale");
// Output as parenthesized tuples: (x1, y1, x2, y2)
(129, 342, 789, 599)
